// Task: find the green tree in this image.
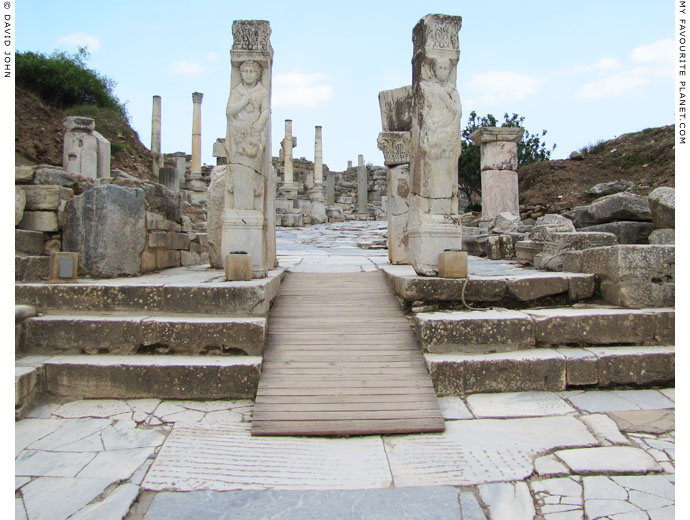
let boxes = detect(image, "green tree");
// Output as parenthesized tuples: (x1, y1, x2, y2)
(16, 47, 129, 121)
(458, 111, 555, 205)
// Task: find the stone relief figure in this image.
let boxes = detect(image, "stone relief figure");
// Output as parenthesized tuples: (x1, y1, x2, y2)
(225, 60, 269, 210)
(417, 56, 462, 203)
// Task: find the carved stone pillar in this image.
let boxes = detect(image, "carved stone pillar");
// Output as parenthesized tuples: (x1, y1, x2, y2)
(191, 92, 203, 175)
(309, 125, 325, 203)
(151, 95, 162, 178)
(408, 14, 463, 276)
(221, 20, 276, 278)
(469, 126, 524, 219)
(378, 131, 411, 264)
(378, 86, 413, 264)
(357, 154, 368, 217)
(279, 119, 297, 198)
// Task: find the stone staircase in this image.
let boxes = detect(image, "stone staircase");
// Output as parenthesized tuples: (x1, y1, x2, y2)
(380, 263, 675, 395)
(15, 267, 284, 418)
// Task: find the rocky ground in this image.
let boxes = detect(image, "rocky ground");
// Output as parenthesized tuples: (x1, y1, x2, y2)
(518, 126, 675, 219)
(15, 87, 154, 179)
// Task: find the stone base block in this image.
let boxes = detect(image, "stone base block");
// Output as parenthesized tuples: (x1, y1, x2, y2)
(415, 309, 534, 353)
(156, 249, 181, 269)
(42, 355, 262, 399)
(408, 215, 463, 276)
(16, 229, 44, 256)
(225, 253, 252, 281)
(515, 240, 544, 265)
(581, 221, 654, 245)
(222, 213, 267, 278)
(561, 245, 675, 308)
(438, 250, 467, 278)
(21, 185, 74, 211)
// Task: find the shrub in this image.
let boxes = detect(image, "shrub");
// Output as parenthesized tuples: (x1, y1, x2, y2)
(16, 47, 129, 121)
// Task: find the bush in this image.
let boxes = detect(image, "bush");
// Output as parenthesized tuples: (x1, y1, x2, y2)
(458, 111, 555, 201)
(16, 47, 129, 121)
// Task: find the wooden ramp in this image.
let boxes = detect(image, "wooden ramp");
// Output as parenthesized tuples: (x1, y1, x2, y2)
(251, 271, 445, 436)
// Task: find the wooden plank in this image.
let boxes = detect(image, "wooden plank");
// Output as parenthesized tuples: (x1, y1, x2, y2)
(252, 271, 444, 437)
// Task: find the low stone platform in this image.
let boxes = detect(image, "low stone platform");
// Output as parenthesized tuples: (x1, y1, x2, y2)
(379, 260, 596, 308)
(15, 265, 285, 317)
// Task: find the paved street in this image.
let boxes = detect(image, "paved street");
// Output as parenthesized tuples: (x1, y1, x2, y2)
(15, 388, 675, 519)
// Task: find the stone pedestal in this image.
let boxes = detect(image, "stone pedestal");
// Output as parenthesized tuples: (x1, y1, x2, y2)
(408, 14, 464, 276)
(469, 127, 524, 219)
(357, 154, 368, 216)
(279, 119, 298, 199)
(221, 20, 276, 278)
(63, 116, 111, 180)
(151, 95, 163, 178)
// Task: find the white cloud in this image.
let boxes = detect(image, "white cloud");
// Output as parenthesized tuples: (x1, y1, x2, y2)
(57, 33, 101, 52)
(575, 39, 673, 100)
(466, 71, 541, 105)
(273, 71, 333, 108)
(631, 38, 673, 65)
(169, 60, 207, 77)
(206, 51, 219, 62)
(577, 67, 652, 99)
(564, 57, 622, 75)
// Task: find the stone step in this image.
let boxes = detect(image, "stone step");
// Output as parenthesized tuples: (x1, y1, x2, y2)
(15, 355, 262, 402)
(425, 345, 675, 395)
(379, 263, 597, 309)
(22, 313, 266, 356)
(15, 267, 283, 316)
(15, 255, 50, 282)
(415, 307, 674, 354)
(15, 364, 44, 420)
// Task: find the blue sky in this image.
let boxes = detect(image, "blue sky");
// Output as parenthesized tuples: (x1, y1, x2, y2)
(15, 1, 676, 171)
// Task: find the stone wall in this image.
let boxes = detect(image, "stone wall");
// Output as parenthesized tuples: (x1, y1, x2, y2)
(15, 164, 209, 280)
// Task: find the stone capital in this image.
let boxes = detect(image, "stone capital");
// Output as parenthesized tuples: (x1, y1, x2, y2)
(63, 116, 95, 132)
(231, 20, 273, 62)
(192, 92, 204, 104)
(469, 127, 525, 146)
(377, 131, 411, 166)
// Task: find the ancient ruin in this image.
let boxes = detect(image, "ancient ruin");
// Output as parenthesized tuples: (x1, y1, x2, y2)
(408, 14, 464, 276)
(13, 12, 676, 519)
(221, 20, 276, 278)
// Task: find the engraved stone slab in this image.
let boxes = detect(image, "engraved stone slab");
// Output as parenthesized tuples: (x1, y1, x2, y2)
(21, 477, 114, 520)
(583, 475, 674, 520)
(384, 416, 596, 487)
(467, 391, 575, 418)
(143, 421, 392, 490)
